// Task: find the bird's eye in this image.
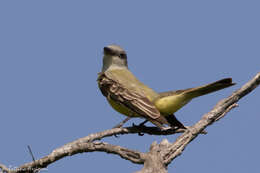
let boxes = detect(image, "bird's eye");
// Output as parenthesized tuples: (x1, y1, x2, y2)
(119, 53, 126, 59)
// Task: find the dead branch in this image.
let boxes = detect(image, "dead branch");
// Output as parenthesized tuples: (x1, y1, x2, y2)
(6, 142, 144, 173)
(0, 125, 197, 173)
(1, 72, 259, 173)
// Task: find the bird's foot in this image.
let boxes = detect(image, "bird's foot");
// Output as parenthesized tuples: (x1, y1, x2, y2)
(132, 120, 148, 128)
(132, 120, 148, 136)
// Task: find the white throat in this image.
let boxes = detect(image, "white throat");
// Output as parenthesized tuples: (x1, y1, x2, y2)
(102, 55, 128, 72)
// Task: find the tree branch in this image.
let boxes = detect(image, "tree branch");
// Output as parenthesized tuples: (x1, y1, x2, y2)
(9, 142, 144, 173)
(59, 125, 206, 149)
(1, 72, 259, 173)
(1, 124, 198, 172)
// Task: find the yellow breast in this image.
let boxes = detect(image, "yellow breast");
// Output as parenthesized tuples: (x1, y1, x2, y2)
(107, 98, 140, 117)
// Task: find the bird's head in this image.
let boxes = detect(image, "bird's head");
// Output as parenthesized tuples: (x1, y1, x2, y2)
(102, 44, 128, 72)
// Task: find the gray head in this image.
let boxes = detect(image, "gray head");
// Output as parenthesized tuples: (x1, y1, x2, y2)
(102, 44, 128, 72)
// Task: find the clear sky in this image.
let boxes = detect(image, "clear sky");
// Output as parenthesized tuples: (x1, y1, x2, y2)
(0, 1, 259, 172)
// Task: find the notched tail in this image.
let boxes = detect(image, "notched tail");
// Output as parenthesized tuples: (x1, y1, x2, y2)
(187, 78, 235, 98)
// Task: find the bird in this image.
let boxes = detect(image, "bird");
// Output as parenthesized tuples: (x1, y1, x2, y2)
(97, 44, 235, 130)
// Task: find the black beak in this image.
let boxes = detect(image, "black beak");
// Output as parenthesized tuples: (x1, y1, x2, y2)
(103, 47, 111, 54)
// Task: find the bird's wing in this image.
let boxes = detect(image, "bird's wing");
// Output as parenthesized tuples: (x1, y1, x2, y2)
(97, 72, 162, 120)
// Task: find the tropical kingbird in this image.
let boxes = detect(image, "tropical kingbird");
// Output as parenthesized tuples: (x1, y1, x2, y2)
(97, 45, 235, 130)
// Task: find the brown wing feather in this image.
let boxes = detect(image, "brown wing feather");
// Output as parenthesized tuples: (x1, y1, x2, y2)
(97, 72, 162, 120)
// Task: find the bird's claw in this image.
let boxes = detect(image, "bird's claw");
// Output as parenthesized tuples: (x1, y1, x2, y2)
(132, 123, 146, 136)
(132, 121, 147, 128)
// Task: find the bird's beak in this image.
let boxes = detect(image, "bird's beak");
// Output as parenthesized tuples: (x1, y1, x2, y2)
(103, 47, 111, 55)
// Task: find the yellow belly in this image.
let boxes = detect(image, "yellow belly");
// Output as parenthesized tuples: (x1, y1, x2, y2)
(154, 95, 191, 115)
(108, 98, 139, 117)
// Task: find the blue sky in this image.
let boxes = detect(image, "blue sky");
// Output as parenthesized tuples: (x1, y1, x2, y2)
(0, 1, 259, 172)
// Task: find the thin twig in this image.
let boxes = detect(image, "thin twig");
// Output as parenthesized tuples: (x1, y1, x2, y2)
(27, 145, 36, 162)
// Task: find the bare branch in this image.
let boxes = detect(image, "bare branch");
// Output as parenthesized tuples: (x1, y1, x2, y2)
(162, 72, 260, 165)
(109, 125, 206, 136)
(1, 72, 259, 173)
(10, 142, 144, 173)
(1, 125, 199, 172)
(62, 125, 206, 148)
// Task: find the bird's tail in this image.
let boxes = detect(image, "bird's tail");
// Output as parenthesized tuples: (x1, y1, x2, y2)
(185, 78, 235, 99)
